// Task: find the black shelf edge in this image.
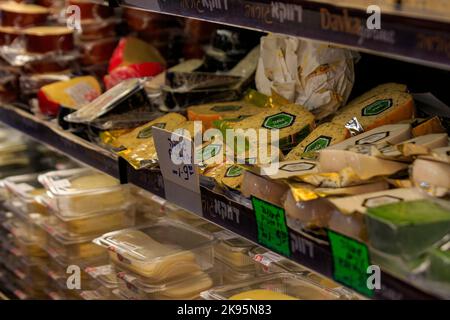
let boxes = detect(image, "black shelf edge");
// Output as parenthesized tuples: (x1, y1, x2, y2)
(0, 105, 119, 179)
(0, 105, 440, 300)
(120, 0, 450, 69)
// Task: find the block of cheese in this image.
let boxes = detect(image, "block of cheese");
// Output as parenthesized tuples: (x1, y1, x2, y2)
(24, 26, 74, 53)
(215, 104, 315, 152)
(38, 76, 101, 116)
(411, 117, 446, 137)
(187, 100, 264, 129)
(108, 37, 166, 72)
(256, 159, 320, 179)
(202, 163, 244, 190)
(345, 83, 408, 107)
(115, 113, 187, 169)
(230, 289, 298, 300)
(0, 2, 49, 27)
(285, 122, 348, 160)
(411, 158, 450, 197)
(332, 90, 414, 134)
(241, 170, 289, 206)
(315, 181, 389, 196)
(328, 124, 411, 150)
(319, 149, 408, 180)
(366, 200, 450, 258)
(420, 146, 450, 164)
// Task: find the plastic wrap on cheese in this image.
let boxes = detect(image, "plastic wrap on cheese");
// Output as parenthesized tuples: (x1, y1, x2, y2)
(111, 113, 187, 169)
(255, 34, 355, 120)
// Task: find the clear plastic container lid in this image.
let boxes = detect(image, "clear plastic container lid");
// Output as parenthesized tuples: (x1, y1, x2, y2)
(201, 273, 346, 300)
(38, 168, 123, 197)
(94, 219, 216, 282)
(3, 173, 46, 202)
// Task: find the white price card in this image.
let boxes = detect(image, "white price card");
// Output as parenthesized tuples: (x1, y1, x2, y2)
(152, 127, 202, 215)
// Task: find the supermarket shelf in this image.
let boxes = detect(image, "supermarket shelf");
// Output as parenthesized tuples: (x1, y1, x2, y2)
(119, 0, 450, 69)
(0, 105, 119, 179)
(0, 104, 440, 300)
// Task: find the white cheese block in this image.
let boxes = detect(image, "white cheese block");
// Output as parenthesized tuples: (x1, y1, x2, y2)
(411, 159, 450, 196)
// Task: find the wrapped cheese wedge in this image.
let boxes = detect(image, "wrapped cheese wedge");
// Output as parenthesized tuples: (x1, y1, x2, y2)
(113, 113, 187, 169)
(241, 170, 289, 206)
(332, 87, 415, 134)
(285, 122, 348, 160)
(366, 200, 450, 259)
(202, 163, 244, 191)
(187, 100, 265, 130)
(345, 82, 408, 107)
(215, 104, 315, 152)
(411, 158, 450, 197)
(411, 116, 447, 137)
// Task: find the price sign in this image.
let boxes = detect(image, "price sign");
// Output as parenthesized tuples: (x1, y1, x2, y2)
(252, 196, 290, 257)
(152, 127, 202, 214)
(328, 230, 373, 297)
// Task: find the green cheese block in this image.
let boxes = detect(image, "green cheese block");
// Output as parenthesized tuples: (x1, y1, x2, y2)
(366, 200, 450, 258)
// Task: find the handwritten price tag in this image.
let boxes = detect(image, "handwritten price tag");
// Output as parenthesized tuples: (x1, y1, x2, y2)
(328, 230, 373, 297)
(252, 196, 290, 257)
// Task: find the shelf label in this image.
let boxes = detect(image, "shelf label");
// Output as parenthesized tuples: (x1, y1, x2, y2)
(253, 251, 284, 267)
(152, 127, 202, 214)
(328, 230, 373, 297)
(252, 196, 290, 257)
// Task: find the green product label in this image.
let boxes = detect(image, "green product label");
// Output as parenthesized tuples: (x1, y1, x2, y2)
(361, 99, 393, 116)
(328, 230, 374, 297)
(252, 196, 290, 257)
(304, 136, 332, 153)
(197, 144, 222, 162)
(211, 105, 242, 112)
(137, 123, 166, 139)
(225, 165, 243, 177)
(262, 112, 296, 129)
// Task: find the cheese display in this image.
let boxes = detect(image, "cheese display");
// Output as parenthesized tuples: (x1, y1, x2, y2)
(38, 169, 131, 216)
(215, 104, 315, 153)
(94, 220, 215, 284)
(331, 86, 415, 133)
(187, 100, 265, 130)
(112, 113, 187, 169)
(285, 122, 348, 160)
(37, 76, 102, 116)
(366, 200, 450, 258)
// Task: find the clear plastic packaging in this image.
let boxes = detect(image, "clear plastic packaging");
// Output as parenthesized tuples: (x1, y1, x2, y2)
(218, 259, 258, 284)
(42, 220, 107, 264)
(214, 231, 256, 269)
(116, 267, 221, 300)
(201, 273, 346, 300)
(84, 264, 119, 293)
(39, 168, 131, 217)
(3, 218, 47, 257)
(3, 173, 48, 215)
(94, 219, 216, 284)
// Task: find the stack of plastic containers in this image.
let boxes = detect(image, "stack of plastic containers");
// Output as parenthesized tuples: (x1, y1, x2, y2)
(93, 218, 222, 300)
(0, 173, 50, 299)
(36, 168, 135, 299)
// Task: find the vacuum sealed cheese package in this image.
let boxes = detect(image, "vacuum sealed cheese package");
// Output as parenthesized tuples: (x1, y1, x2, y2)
(94, 219, 216, 284)
(38, 168, 131, 217)
(366, 200, 450, 259)
(111, 112, 187, 169)
(201, 273, 345, 300)
(255, 34, 355, 120)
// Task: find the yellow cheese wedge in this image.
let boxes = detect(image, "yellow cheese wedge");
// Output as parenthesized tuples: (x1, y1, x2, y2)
(187, 101, 264, 130)
(229, 289, 298, 300)
(115, 113, 187, 169)
(332, 89, 415, 134)
(285, 122, 348, 160)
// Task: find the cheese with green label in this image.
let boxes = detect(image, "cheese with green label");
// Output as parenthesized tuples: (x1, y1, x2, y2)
(346, 83, 408, 107)
(285, 122, 348, 160)
(366, 200, 450, 258)
(215, 104, 315, 152)
(332, 89, 414, 133)
(187, 101, 264, 129)
(329, 124, 411, 150)
(115, 113, 187, 169)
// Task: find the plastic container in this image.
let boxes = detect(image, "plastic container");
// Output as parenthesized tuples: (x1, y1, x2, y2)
(218, 259, 258, 284)
(94, 219, 216, 285)
(38, 168, 131, 217)
(250, 247, 309, 274)
(214, 232, 256, 270)
(2, 208, 47, 248)
(84, 264, 118, 296)
(42, 220, 107, 264)
(116, 268, 221, 300)
(50, 203, 135, 235)
(3, 218, 47, 257)
(3, 173, 48, 215)
(201, 273, 346, 300)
